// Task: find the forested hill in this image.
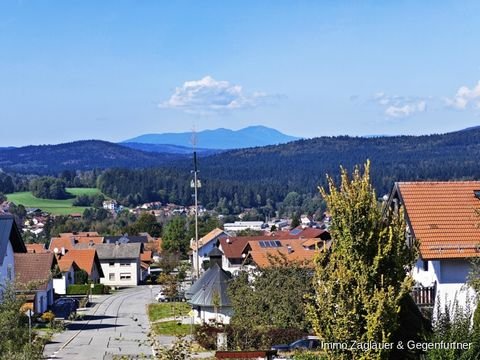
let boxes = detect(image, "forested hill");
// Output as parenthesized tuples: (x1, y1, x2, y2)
(0, 140, 185, 173)
(96, 127, 480, 209)
(196, 127, 480, 196)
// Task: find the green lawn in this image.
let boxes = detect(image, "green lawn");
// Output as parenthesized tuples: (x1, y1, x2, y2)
(148, 302, 191, 322)
(6, 188, 102, 215)
(151, 321, 192, 336)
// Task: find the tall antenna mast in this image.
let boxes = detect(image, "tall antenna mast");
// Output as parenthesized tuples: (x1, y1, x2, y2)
(191, 127, 200, 279)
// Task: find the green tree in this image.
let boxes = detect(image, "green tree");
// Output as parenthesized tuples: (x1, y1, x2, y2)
(125, 212, 162, 237)
(307, 161, 417, 360)
(0, 283, 44, 359)
(228, 255, 313, 350)
(161, 216, 188, 255)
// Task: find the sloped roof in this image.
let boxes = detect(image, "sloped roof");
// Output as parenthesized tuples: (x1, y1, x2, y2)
(14, 252, 56, 290)
(0, 215, 27, 266)
(396, 181, 480, 260)
(49, 235, 104, 251)
(104, 235, 148, 244)
(95, 243, 142, 260)
(26, 243, 48, 253)
(186, 263, 232, 307)
(140, 250, 152, 262)
(244, 239, 320, 268)
(61, 249, 103, 277)
(57, 259, 79, 272)
(191, 228, 228, 251)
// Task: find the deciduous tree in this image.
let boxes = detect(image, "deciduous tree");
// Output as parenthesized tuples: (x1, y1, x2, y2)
(307, 161, 417, 360)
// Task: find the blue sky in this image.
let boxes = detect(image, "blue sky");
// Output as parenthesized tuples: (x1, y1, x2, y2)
(1, 1, 480, 146)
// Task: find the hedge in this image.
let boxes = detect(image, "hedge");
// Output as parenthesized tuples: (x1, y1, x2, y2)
(66, 284, 108, 295)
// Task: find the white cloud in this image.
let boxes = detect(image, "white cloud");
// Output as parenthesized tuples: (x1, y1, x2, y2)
(159, 76, 279, 114)
(373, 93, 427, 118)
(385, 101, 426, 118)
(445, 81, 480, 110)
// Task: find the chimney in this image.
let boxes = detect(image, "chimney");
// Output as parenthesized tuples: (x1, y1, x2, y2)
(61, 247, 66, 256)
(287, 245, 293, 254)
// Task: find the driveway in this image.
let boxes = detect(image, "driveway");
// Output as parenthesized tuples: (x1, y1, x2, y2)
(44, 285, 161, 360)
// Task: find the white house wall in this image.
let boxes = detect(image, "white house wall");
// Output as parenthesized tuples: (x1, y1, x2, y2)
(100, 260, 139, 287)
(193, 306, 233, 325)
(413, 258, 477, 317)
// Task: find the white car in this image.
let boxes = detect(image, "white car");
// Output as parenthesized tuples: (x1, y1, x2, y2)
(155, 291, 167, 302)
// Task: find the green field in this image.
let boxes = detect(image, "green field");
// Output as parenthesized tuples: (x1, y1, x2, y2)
(7, 188, 102, 215)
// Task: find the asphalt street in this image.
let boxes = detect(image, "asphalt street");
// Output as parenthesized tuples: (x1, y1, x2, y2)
(44, 285, 161, 360)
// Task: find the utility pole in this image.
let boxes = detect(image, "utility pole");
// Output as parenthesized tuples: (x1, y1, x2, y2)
(191, 130, 201, 279)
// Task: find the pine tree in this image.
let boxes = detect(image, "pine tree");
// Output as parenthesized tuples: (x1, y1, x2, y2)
(307, 161, 417, 360)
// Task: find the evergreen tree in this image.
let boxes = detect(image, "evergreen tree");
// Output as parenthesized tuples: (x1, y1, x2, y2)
(307, 161, 417, 360)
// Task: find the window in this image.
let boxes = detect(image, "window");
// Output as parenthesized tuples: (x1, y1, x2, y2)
(423, 260, 429, 272)
(120, 273, 131, 280)
(7, 264, 12, 281)
(109, 262, 115, 267)
(109, 273, 115, 281)
(120, 262, 130, 267)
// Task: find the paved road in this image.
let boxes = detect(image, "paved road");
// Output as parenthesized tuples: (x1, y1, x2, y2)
(44, 286, 161, 360)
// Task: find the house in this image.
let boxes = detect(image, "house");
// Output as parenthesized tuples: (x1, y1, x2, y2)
(217, 230, 330, 274)
(104, 235, 148, 245)
(49, 233, 104, 252)
(241, 238, 327, 269)
(388, 181, 480, 316)
(0, 215, 27, 291)
(53, 259, 80, 295)
(223, 221, 265, 233)
(14, 252, 57, 314)
(59, 249, 104, 283)
(26, 243, 48, 253)
(95, 243, 142, 287)
(186, 248, 233, 325)
(191, 228, 229, 276)
(103, 200, 118, 211)
(300, 215, 312, 228)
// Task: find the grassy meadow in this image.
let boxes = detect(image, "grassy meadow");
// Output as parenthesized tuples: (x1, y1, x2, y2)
(7, 188, 102, 215)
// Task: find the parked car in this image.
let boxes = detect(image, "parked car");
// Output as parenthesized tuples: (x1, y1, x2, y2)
(51, 298, 79, 319)
(155, 291, 167, 302)
(271, 336, 321, 352)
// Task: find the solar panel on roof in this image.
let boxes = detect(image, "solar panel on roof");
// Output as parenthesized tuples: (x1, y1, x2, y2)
(274, 240, 282, 247)
(289, 228, 302, 235)
(259, 241, 266, 248)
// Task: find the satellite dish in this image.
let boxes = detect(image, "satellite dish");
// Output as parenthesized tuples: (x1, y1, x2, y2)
(53, 248, 59, 254)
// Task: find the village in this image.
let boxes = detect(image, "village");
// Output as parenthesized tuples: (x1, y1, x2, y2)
(1, 178, 479, 359)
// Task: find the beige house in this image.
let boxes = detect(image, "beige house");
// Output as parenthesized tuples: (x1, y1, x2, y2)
(95, 243, 142, 287)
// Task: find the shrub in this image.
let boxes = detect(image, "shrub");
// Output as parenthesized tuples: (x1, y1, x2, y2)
(67, 284, 108, 295)
(40, 311, 55, 324)
(194, 323, 224, 350)
(226, 325, 306, 350)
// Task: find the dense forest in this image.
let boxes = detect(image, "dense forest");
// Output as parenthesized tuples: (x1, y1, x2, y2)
(3, 127, 480, 215)
(0, 140, 184, 173)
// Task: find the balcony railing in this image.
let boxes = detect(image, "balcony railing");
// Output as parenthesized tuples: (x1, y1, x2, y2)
(411, 282, 436, 307)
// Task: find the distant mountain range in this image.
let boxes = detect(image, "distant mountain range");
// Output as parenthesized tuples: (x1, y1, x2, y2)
(122, 125, 300, 150)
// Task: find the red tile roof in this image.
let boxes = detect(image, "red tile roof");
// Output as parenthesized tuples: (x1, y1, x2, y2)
(218, 235, 322, 260)
(14, 252, 56, 290)
(49, 235, 104, 251)
(140, 250, 152, 263)
(245, 240, 320, 268)
(60, 249, 99, 276)
(397, 181, 480, 260)
(57, 259, 79, 272)
(26, 243, 48, 253)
